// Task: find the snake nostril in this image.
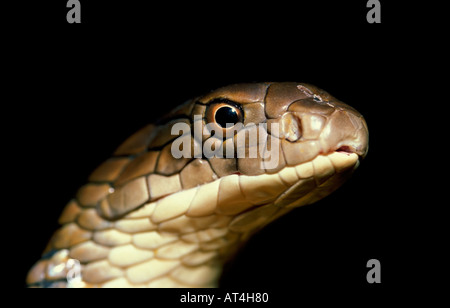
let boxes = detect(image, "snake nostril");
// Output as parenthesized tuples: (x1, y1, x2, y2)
(281, 113, 302, 142)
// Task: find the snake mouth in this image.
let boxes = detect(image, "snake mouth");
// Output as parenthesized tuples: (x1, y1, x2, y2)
(335, 145, 355, 155)
(231, 146, 359, 177)
(332, 144, 367, 160)
(333, 138, 369, 159)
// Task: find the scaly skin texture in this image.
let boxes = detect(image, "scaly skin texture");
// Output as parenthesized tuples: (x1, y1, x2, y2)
(27, 82, 368, 288)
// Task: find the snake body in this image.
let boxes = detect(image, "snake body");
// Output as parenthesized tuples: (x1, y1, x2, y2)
(27, 82, 368, 288)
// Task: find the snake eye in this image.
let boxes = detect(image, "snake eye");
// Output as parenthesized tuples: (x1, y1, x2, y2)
(206, 99, 244, 131)
(215, 105, 241, 127)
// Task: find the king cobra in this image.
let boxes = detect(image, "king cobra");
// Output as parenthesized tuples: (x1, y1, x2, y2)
(27, 82, 368, 288)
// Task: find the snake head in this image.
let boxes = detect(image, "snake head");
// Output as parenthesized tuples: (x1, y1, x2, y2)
(172, 81, 369, 225)
(190, 82, 368, 176)
(103, 82, 369, 246)
(104, 81, 369, 219)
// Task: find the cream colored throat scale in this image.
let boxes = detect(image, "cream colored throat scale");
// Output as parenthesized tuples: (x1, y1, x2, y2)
(27, 82, 369, 288)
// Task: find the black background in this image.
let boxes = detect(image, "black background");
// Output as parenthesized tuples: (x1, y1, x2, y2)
(8, 0, 426, 301)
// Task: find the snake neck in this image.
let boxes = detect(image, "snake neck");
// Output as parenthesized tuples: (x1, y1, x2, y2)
(27, 199, 267, 288)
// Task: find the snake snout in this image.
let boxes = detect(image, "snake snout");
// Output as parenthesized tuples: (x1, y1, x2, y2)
(324, 109, 369, 160)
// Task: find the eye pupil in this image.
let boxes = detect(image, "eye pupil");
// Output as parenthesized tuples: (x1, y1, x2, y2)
(215, 106, 239, 127)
